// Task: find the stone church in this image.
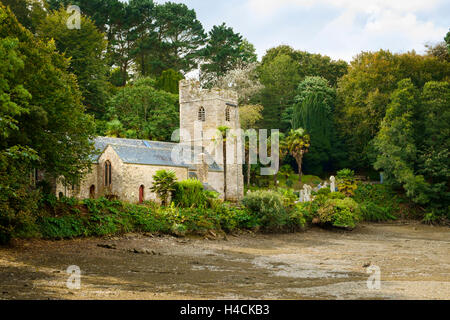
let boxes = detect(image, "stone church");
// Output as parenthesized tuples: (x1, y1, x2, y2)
(55, 80, 244, 203)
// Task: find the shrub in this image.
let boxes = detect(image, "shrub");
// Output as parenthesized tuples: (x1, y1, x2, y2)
(0, 148, 41, 244)
(172, 179, 207, 208)
(316, 198, 361, 229)
(354, 183, 398, 221)
(275, 188, 298, 207)
(39, 215, 86, 239)
(328, 191, 346, 200)
(336, 169, 357, 196)
(150, 170, 177, 206)
(316, 188, 331, 196)
(288, 207, 307, 229)
(241, 190, 288, 230)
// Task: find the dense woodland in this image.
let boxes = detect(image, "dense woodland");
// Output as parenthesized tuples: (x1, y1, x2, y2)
(0, 0, 449, 243)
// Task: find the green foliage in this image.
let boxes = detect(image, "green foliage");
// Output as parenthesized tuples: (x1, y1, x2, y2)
(200, 23, 257, 86)
(0, 4, 95, 183)
(316, 198, 361, 229)
(0, 148, 41, 244)
(2, 0, 46, 33)
(150, 2, 206, 75)
(336, 50, 450, 170)
(241, 190, 289, 230)
(373, 79, 450, 218)
(155, 69, 184, 94)
(287, 76, 344, 175)
(259, 45, 347, 130)
(446, 30, 450, 54)
(107, 77, 179, 141)
(150, 170, 177, 206)
(37, 7, 110, 118)
(336, 169, 357, 196)
(285, 128, 311, 181)
(173, 179, 208, 208)
(354, 184, 398, 222)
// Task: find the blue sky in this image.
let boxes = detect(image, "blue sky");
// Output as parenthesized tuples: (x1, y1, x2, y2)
(153, 0, 450, 62)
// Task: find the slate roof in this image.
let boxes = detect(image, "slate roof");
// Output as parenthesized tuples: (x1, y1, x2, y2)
(92, 137, 223, 172)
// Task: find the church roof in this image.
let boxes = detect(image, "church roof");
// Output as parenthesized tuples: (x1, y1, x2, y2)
(92, 137, 222, 172)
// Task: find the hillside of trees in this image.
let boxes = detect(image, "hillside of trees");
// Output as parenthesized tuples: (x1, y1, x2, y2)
(0, 0, 449, 243)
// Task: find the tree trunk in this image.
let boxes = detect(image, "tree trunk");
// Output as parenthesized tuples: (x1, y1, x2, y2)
(297, 155, 303, 184)
(223, 139, 227, 201)
(246, 149, 250, 186)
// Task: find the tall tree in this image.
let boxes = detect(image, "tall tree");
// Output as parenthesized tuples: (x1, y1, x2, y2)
(445, 30, 450, 54)
(416, 81, 450, 216)
(200, 23, 257, 86)
(155, 69, 184, 94)
(239, 104, 263, 185)
(1, 0, 47, 33)
(37, 7, 109, 118)
(150, 2, 206, 75)
(258, 45, 347, 131)
(290, 77, 336, 175)
(336, 49, 450, 171)
(107, 77, 179, 141)
(212, 62, 263, 105)
(372, 78, 433, 213)
(258, 54, 301, 130)
(0, 3, 95, 182)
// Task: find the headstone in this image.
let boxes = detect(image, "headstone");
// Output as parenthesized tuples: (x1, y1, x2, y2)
(330, 176, 336, 192)
(303, 184, 312, 202)
(299, 189, 305, 202)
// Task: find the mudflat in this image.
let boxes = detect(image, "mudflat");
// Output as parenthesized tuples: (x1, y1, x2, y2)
(0, 222, 448, 300)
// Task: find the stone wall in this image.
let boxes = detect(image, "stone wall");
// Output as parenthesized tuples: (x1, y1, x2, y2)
(56, 146, 189, 204)
(121, 164, 188, 203)
(179, 80, 244, 201)
(55, 165, 98, 199)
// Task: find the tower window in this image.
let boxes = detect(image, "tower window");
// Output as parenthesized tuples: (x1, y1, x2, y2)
(198, 106, 205, 122)
(105, 161, 112, 186)
(225, 107, 231, 122)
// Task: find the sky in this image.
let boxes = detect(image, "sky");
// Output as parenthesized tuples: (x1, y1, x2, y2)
(153, 0, 450, 62)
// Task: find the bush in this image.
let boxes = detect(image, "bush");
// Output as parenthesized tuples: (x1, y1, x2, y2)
(354, 183, 398, 221)
(316, 198, 361, 229)
(316, 188, 331, 196)
(241, 190, 288, 230)
(0, 149, 41, 244)
(172, 179, 207, 208)
(275, 188, 298, 207)
(336, 169, 357, 196)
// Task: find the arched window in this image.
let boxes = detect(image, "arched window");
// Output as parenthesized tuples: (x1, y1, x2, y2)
(225, 106, 231, 122)
(104, 161, 112, 186)
(198, 106, 205, 122)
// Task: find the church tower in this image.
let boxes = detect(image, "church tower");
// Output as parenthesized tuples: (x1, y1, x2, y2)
(179, 80, 244, 201)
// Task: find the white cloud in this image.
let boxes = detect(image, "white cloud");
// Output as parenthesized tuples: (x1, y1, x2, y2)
(245, 0, 448, 60)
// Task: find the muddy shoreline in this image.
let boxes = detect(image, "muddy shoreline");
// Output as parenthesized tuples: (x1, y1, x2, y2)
(0, 222, 449, 300)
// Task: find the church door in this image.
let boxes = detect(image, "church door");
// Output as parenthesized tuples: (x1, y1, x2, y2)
(89, 185, 95, 199)
(139, 185, 144, 204)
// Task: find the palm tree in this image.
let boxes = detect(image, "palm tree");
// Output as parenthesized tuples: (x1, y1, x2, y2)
(150, 170, 177, 206)
(285, 128, 310, 183)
